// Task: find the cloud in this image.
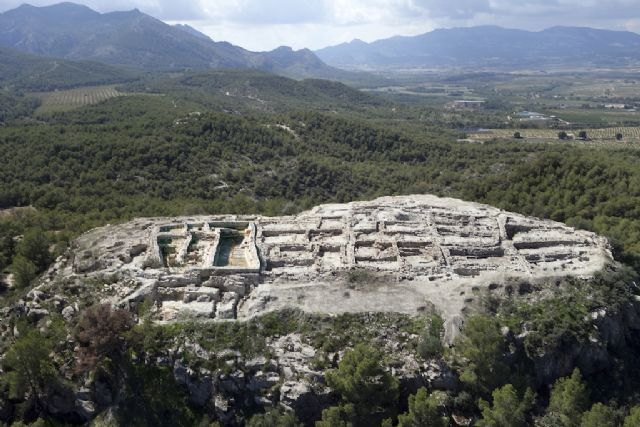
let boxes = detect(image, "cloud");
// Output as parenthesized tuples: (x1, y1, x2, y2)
(412, 0, 491, 19)
(5, 0, 640, 25)
(482, 0, 640, 21)
(225, 0, 329, 24)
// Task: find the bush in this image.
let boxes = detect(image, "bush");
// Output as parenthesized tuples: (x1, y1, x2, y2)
(248, 409, 301, 427)
(11, 255, 37, 288)
(15, 229, 52, 272)
(417, 314, 444, 359)
(75, 304, 134, 373)
(346, 269, 374, 284)
(316, 404, 356, 427)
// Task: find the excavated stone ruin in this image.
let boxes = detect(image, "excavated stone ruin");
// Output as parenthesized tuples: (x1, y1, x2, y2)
(62, 195, 612, 327)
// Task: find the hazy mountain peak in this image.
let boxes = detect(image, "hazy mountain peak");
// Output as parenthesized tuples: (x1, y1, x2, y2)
(8, 2, 98, 16)
(0, 2, 357, 81)
(174, 23, 212, 41)
(11, 3, 34, 10)
(316, 25, 640, 70)
(272, 45, 294, 52)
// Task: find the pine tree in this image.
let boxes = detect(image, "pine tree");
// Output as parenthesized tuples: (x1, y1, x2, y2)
(547, 369, 590, 427)
(478, 384, 535, 427)
(580, 403, 617, 427)
(397, 388, 447, 427)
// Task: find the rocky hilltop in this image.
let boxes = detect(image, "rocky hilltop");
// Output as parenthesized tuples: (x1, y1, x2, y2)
(45, 194, 611, 336)
(1, 195, 629, 425)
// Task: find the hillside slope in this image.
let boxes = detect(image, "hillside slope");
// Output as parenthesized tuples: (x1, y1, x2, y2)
(0, 45, 135, 90)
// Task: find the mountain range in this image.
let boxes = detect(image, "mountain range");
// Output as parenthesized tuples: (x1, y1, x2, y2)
(3, 3, 640, 81)
(0, 2, 359, 81)
(315, 26, 640, 70)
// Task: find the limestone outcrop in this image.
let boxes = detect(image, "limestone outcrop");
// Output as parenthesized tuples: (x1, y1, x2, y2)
(48, 194, 611, 329)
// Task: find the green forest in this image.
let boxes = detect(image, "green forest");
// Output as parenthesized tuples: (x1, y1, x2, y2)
(1, 82, 639, 273)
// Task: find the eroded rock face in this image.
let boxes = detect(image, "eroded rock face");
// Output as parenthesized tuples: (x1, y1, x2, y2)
(54, 195, 611, 328)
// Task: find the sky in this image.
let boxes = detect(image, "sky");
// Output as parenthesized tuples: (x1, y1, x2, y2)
(2, 0, 640, 51)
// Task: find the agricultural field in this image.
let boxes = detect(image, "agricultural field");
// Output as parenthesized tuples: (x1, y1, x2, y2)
(553, 78, 640, 98)
(542, 108, 640, 126)
(491, 74, 640, 98)
(467, 126, 640, 146)
(364, 84, 476, 99)
(32, 85, 123, 114)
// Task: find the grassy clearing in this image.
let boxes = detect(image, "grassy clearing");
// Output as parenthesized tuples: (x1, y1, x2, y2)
(33, 85, 123, 114)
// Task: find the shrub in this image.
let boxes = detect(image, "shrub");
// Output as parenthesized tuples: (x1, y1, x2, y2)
(316, 404, 356, 427)
(15, 229, 52, 272)
(417, 314, 444, 359)
(75, 304, 134, 373)
(248, 408, 301, 427)
(11, 255, 37, 288)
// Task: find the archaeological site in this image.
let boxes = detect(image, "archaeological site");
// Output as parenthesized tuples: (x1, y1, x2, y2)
(56, 194, 611, 334)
